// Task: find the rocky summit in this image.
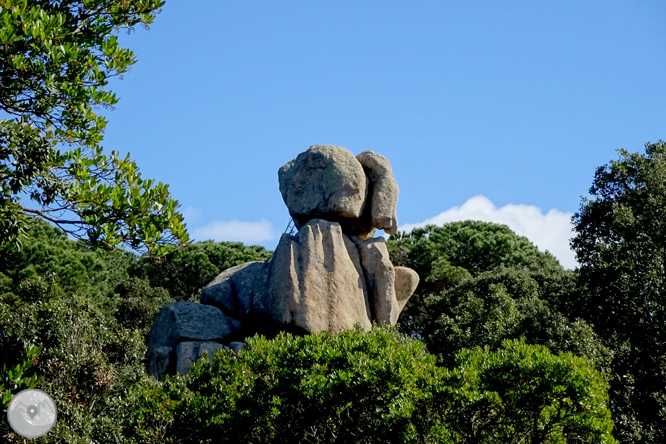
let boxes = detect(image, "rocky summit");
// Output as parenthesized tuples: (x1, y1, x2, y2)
(147, 145, 419, 380)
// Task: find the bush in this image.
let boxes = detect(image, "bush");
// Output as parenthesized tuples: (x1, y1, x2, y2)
(128, 328, 446, 444)
(387, 221, 570, 340)
(125, 330, 616, 444)
(440, 339, 617, 443)
(423, 268, 612, 369)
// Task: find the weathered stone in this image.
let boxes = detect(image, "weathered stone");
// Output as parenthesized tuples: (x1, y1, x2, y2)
(175, 341, 227, 376)
(148, 302, 242, 350)
(261, 219, 372, 333)
(356, 151, 399, 234)
(201, 261, 268, 317)
(356, 227, 376, 240)
(175, 342, 201, 375)
(354, 236, 400, 326)
(394, 266, 419, 311)
(147, 146, 420, 379)
(279, 145, 368, 226)
(146, 302, 242, 379)
(198, 341, 228, 361)
(146, 346, 171, 381)
(229, 341, 246, 355)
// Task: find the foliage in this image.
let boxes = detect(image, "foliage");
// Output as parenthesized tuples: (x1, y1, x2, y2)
(387, 221, 564, 339)
(441, 339, 617, 443)
(571, 141, 666, 442)
(0, 216, 135, 299)
(423, 267, 611, 369)
(387, 221, 609, 373)
(0, 274, 148, 442)
(0, 343, 40, 408)
(114, 276, 171, 337)
(128, 328, 445, 444)
(0, 218, 270, 442)
(0, 0, 188, 255)
(131, 240, 272, 301)
(125, 330, 616, 444)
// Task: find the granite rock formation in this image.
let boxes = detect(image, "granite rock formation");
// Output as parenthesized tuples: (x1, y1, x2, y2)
(147, 145, 419, 380)
(265, 219, 372, 334)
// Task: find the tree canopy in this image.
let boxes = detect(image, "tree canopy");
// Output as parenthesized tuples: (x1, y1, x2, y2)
(388, 222, 576, 335)
(571, 141, 666, 442)
(0, 0, 187, 255)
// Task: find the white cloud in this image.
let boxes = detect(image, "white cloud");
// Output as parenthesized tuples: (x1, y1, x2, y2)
(398, 195, 577, 269)
(191, 219, 276, 244)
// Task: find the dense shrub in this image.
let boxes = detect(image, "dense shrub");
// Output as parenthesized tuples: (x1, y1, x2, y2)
(124, 329, 616, 444)
(127, 328, 444, 444)
(441, 339, 617, 443)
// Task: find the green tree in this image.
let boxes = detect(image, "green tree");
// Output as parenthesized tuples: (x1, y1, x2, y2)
(441, 339, 617, 443)
(387, 221, 564, 339)
(386, 222, 608, 369)
(422, 267, 611, 369)
(0, 0, 188, 255)
(571, 141, 666, 442)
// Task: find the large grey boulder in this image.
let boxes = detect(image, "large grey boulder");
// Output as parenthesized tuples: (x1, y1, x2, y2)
(200, 261, 268, 317)
(278, 145, 368, 227)
(262, 219, 372, 333)
(354, 236, 400, 326)
(175, 341, 228, 376)
(147, 346, 170, 381)
(148, 302, 242, 349)
(356, 150, 399, 235)
(147, 302, 242, 380)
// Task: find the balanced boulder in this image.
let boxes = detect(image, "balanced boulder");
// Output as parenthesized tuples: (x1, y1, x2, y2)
(278, 145, 368, 227)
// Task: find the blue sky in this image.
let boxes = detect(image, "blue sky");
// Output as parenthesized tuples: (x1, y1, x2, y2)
(99, 1, 666, 269)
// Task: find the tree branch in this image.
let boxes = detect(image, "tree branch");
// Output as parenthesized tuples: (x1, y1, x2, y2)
(20, 205, 84, 225)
